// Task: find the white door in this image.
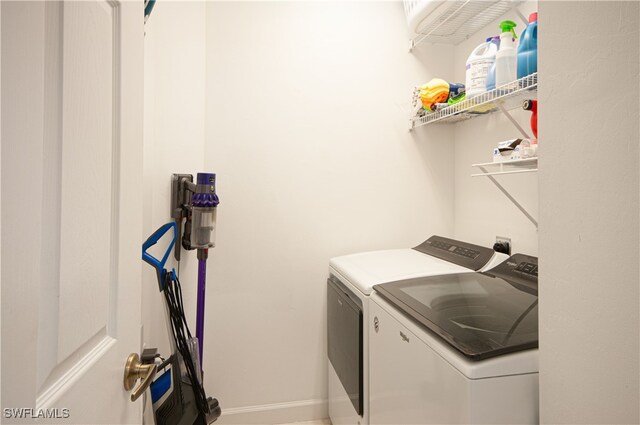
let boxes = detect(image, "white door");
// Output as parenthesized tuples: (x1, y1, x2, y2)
(1, 1, 144, 423)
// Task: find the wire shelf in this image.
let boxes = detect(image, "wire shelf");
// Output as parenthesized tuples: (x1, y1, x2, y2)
(410, 72, 537, 129)
(409, 0, 521, 48)
(472, 157, 538, 177)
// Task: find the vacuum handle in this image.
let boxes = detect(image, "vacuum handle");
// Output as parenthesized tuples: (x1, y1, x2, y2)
(142, 222, 177, 285)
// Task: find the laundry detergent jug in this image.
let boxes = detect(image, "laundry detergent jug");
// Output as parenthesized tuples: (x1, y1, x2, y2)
(517, 12, 538, 78)
(465, 37, 499, 98)
(484, 36, 501, 91)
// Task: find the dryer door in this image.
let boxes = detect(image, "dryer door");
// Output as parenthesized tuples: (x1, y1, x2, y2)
(327, 276, 363, 416)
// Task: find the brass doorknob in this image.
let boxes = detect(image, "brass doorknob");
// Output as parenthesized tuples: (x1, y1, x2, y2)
(123, 353, 157, 402)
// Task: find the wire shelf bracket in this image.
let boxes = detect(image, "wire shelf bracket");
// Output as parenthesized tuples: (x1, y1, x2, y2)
(472, 158, 538, 229)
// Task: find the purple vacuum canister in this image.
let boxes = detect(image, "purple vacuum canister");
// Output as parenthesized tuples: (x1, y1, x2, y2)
(190, 173, 219, 249)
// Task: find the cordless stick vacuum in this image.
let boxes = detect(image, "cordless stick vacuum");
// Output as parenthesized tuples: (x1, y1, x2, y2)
(171, 173, 219, 369)
(140, 172, 220, 425)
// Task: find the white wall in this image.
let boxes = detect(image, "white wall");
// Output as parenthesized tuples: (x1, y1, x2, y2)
(142, 1, 206, 358)
(538, 2, 639, 423)
(452, 1, 539, 256)
(203, 2, 454, 422)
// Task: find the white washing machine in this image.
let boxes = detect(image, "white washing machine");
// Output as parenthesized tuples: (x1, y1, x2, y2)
(369, 253, 539, 424)
(327, 236, 508, 425)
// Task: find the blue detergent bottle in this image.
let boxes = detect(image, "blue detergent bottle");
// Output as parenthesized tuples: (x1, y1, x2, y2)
(517, 12, 538, 78)
(485, 36, 501, 91)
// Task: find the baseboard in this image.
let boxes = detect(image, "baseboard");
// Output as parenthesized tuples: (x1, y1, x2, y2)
(215, 398, 328, 425)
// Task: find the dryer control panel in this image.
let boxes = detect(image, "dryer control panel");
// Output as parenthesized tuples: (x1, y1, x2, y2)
(413, 235, 495, 271)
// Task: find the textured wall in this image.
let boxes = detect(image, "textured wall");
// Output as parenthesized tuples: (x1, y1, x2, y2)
(538, 2, 640, 423)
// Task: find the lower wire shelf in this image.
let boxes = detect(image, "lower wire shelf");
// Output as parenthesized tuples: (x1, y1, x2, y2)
(472, 157, 538, 177)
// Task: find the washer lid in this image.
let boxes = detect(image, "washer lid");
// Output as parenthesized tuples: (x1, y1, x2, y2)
(330, 249, 471, 295)
(374, 254, 539, 361)
(329, 236, 500, 296)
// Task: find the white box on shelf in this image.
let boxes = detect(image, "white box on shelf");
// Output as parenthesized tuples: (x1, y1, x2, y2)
(493, 138, 522, 163)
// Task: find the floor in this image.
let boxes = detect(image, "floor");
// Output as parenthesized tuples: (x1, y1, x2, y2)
(277, 420, 331, 425)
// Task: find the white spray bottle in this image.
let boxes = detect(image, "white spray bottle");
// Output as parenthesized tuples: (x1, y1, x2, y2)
(495, 20, 518, 88)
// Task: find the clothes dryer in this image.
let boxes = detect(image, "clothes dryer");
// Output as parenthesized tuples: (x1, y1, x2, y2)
(327, 236, 508, 425)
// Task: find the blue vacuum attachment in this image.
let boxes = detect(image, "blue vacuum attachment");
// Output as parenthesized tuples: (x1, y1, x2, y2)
(142, 222, 177, 290)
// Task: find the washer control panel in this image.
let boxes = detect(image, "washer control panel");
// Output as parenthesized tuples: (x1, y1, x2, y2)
(485, 253, 538, 295)
(515, 261, 538, 277)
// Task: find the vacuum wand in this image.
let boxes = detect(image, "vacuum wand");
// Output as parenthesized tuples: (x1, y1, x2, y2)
(196, 249, 208, 367)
